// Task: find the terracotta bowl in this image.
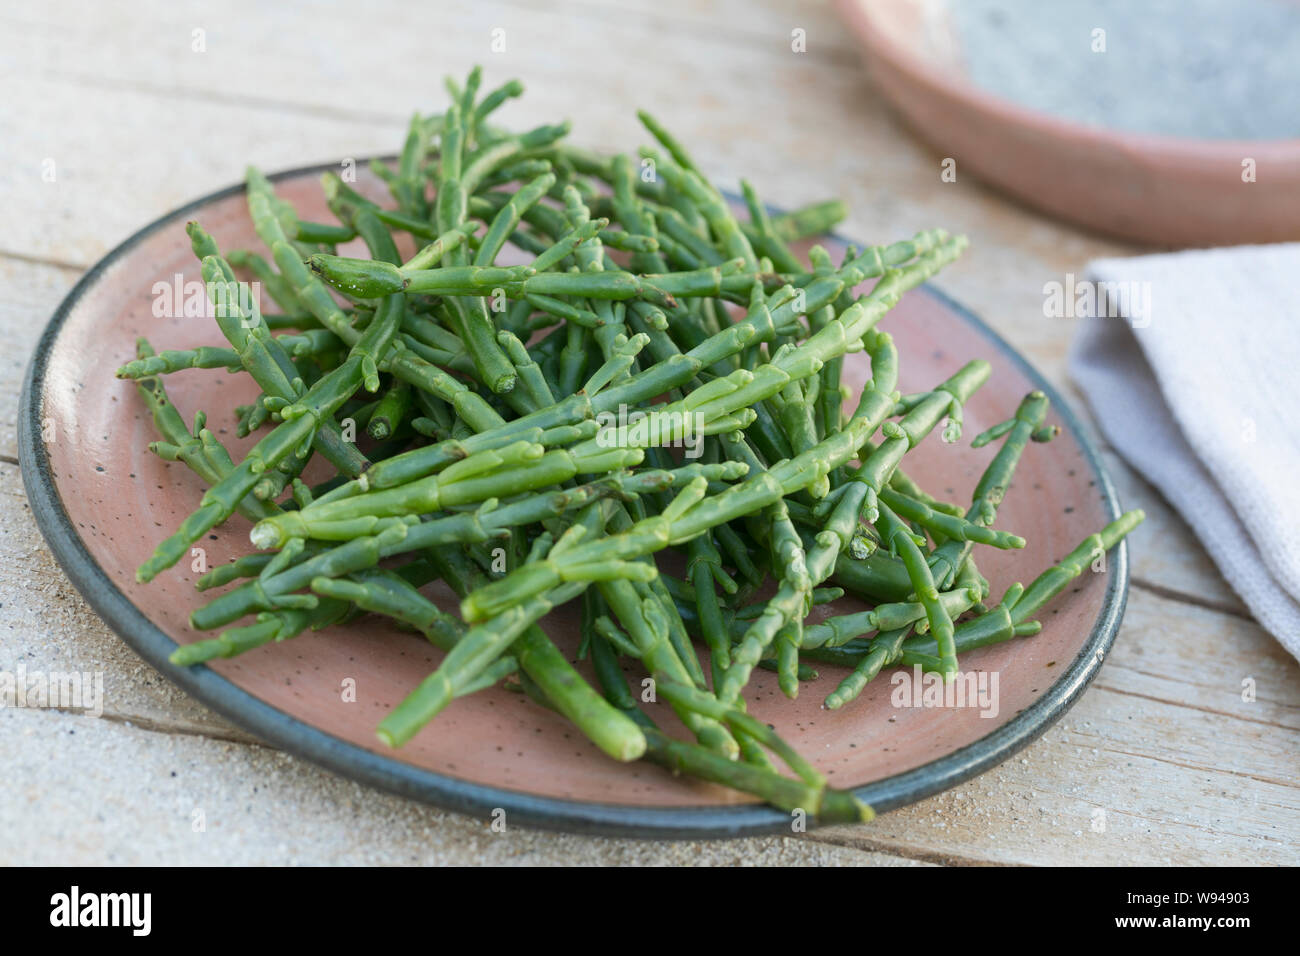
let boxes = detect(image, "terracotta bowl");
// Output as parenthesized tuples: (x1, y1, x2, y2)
(836, 0, 1300, 247)
(19, 162, 1130, 838)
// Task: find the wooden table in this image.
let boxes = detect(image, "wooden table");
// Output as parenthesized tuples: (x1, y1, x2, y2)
(3, 0, 1295, 865)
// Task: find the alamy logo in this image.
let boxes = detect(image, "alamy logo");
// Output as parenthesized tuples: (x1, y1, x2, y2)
(890, 665, 1000, 718)
(594, 406, 704, 458)
(0, 665, 102, 716)
(1042, 273, 1152, 328)
(151, 273, 261, 323)
(49, 886, 151, 936)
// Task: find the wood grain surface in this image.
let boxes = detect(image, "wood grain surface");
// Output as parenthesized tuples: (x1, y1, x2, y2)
(2, 0, 1295, 865)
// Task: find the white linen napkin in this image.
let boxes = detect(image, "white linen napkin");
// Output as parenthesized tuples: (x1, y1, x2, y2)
(1068, 244, 1300, 660)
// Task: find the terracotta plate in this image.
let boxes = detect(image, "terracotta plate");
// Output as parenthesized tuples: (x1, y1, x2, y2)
(19, 162, 1130, 838)
(836, 0, 1300, 247)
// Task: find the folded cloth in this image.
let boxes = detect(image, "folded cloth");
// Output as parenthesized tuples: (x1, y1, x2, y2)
(1068, 244, 1300, 661)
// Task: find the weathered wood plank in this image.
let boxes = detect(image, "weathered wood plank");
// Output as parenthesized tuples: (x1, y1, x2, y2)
(2, 77, 396, 268)
(0, 259, 79, 461)
(4, 0, 1294, 865)
(812, 589, 1299, 865)
(0, 461, 247, 737)
(1, 706, 918, 866)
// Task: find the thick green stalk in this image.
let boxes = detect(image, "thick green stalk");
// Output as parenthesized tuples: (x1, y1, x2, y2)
(188, 220, 368, 477)
(132, 339, 276, 524)
(376, 582, 586, 746)
(1010, 510, 1145, 623)
(190, 466, 736, 630)
(878, 499, 959, 681)
(719, 353, 989, 702)
(136, 292, 404, 582)
(458, 344, 976, 623)
(928, 391, 1052, 588)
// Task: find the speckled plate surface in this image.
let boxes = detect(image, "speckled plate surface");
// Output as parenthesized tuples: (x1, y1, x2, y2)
(19, 161, 1130, 838)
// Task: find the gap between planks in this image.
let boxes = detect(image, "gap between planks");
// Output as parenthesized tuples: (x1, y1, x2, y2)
(25, 702, 949, 863)
(33, 69, 407, 128)
(43, 658, 1294, 778)
(807, 832, 1006, 866)
(15, 0, 862, 139)
(0, 247, 87, 273)
(1131, 575, 1254, 622)
(1087, 727, 1297, 792)
(32, 702, 267, 748)
(26, 598, 1291, 784)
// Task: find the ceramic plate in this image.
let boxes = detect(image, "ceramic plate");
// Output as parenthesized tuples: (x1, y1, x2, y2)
(836, 0, 1300, 246)
(19, 161, 1129, 838)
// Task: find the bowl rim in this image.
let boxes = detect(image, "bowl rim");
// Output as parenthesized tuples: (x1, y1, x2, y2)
(836, 0, 1300, 160)
(18, 157, 1130, 839)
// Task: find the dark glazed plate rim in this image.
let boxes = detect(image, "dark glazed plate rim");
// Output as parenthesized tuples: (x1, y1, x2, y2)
(18, 158, 1129, 839)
